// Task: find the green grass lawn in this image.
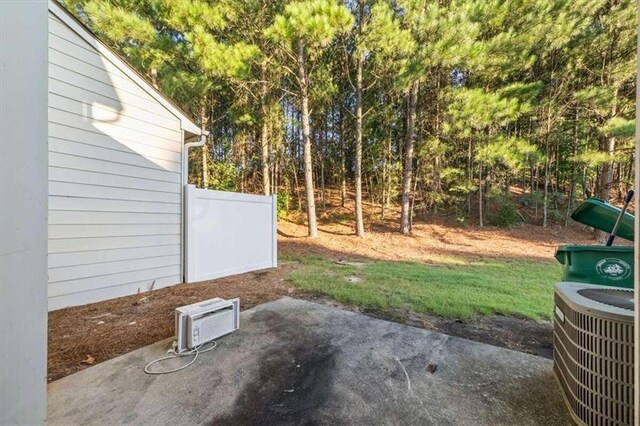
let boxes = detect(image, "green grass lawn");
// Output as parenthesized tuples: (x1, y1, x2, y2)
(284, 255, 560, 321)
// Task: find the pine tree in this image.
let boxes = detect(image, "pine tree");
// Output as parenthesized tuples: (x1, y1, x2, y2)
(60, 0, 637, 232)
(266, 0, 353, 238)
(347, 0, 414, 236)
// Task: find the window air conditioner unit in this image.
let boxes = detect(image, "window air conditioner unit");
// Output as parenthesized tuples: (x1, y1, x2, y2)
(553, 282, 634, 426)
(175, 297, 239, 353)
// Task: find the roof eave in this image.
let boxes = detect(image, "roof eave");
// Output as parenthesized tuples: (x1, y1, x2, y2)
(49, 0, 203, 137)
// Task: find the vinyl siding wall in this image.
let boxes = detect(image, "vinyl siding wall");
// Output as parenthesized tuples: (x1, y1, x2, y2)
(48, 12, 184, 310)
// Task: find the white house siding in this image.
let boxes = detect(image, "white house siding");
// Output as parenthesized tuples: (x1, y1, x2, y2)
(48, 12, 184, 310)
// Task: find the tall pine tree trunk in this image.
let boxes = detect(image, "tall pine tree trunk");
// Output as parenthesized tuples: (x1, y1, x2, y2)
(478, 162, 484, 227)
(566, 107, 579, 226)
(433, 73, 442, 213)
(598, 142, 616, 202)
(151, 68, 158, 89)
(340, 107, 346, 208)
(467, 137, 473, 214)
(597, 136, 615, 242)
(297, 44, 318, 238)
(381, 133, 388, 219)
(319, 122, 326, 209)
(386, 133, 392, 207)
(400, 81, 418, 234)
(410, 159, 420, 229)
(543, 108, 552, 227)
(260, 64, 270, 196)
(354, 48, 365, 236)
(381, 111, 392, 219)
(543, 158, 550, 227)
(239, 134, 246, 193)
(596, 90, 618, 242)
(200, 106, 208, 188)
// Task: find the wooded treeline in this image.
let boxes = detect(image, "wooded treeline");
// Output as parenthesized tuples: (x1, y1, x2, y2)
(64, 0, 636, 236)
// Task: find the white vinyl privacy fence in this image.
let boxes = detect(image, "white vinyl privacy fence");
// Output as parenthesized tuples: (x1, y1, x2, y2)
(185, 185, 277, 283)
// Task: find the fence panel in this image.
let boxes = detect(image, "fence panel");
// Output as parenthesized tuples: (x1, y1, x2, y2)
(185, 185, 277, 283)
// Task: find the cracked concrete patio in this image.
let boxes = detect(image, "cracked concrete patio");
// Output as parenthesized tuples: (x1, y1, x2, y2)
(48, 297, 570, 425)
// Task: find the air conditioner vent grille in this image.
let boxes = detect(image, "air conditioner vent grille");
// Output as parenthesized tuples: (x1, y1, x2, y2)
(577, 288, 634, 311)
(553, 284, 634, 426)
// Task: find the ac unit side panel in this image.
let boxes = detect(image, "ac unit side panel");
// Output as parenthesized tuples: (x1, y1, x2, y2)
(175, 311, 189, 353)
(553, 285, 634, 426)
(231, 298, 240, 330)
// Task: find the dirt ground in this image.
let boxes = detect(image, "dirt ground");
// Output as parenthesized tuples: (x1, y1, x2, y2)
(48, 201, 596, 382)
(48, 266, 295, 381)
(279, 200, 595, 264)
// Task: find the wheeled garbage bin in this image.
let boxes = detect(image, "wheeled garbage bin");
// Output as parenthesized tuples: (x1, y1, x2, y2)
(554, 245, 633, 288)
(554, 197, 634, 289)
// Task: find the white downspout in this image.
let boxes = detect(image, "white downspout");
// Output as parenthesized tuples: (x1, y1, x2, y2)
(182, 132, 207, 283)
(182, 133, 207, 186)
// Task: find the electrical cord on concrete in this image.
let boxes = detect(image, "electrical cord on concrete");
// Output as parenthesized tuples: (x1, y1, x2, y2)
(144, 341, 217, 375)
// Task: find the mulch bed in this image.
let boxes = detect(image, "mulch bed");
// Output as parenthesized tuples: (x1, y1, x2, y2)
(48, 265, 294, 382)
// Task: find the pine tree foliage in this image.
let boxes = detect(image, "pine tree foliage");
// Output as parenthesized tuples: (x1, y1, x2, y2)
(61, 0, 637, 233)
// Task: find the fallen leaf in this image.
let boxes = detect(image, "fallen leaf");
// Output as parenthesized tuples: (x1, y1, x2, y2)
(81, 355, 95, 365)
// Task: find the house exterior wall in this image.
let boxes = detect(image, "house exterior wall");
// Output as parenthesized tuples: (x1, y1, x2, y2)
(0, 1, 49, 423)
(48, 10, 184, 310)
(634, 22, 640, 422)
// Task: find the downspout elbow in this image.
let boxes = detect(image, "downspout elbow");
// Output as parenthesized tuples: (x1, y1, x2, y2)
(185, 133, 207, 150)
(183, 132, 208, 187)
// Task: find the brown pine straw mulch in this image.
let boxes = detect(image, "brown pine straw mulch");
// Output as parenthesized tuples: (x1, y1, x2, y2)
(48, 265, 294, 382)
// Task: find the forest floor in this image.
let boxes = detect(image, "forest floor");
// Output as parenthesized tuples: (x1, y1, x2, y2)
(48, 197, 596, 382)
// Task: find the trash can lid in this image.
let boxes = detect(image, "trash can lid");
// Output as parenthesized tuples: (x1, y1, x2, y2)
(571, 198, 634, 242)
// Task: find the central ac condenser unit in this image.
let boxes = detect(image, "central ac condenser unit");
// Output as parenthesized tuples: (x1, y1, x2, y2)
(553, 282, 634, 426)
(175, 297, 239, 353)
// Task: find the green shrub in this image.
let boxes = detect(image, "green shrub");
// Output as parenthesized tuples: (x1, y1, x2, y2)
(277, 193, 291, 218)
(518, 191, 544, 207)
(490, 202, 522, 227)
(488, 189, 522, 227)
(548, 209, 565, 223)
(206, 162, 238, 192)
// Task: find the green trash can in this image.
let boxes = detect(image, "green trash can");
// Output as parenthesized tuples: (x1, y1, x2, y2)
(555, 245, 634, 289)
(555, 197, 635, 289)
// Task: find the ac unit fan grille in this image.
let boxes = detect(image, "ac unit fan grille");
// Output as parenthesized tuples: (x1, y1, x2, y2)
(554, 293, 634, 426)
(577, 288, 634, 311)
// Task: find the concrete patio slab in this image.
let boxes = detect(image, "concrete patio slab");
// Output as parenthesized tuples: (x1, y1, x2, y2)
(48, 297, 570, 425)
